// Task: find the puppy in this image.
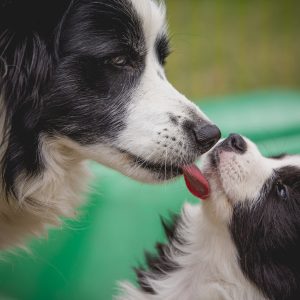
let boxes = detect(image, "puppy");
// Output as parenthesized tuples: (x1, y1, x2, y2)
(0, 0, 220, 248)
(119, 134, 300, 300)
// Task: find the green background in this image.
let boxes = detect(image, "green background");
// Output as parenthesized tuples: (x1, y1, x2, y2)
(1, 0, 300, 299)
(165, 0, 300, 98)
(0, 91, 299, 300)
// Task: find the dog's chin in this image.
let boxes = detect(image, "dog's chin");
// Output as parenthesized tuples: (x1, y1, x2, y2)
(116, 149, 183, 183)
(78, 143, 185, 183)
(202, 149, 233, 204)
(201, 156, 234, 223)
(95, 146, 216, 183)
(119, 164, 182, 184)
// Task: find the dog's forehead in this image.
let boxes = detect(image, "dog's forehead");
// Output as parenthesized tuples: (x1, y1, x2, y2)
(270, 155, 300, 187)
(129, 0, 167, 43)
(271, 154, 300, 170)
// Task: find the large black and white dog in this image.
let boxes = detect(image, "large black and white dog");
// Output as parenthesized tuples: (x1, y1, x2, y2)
(119, 135, 300, 300)
(0, 0, 220, 249)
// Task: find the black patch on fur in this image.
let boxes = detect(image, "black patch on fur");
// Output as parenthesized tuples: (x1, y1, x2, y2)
(0, 0, 146, 196)
(0, 0, 70, 195)
(0, 0, 71, 36)
(155, 34, 170, 65)
(135, 214, 186, 294)
(38, 0, 146, 143)
(230, 166, 300, 300)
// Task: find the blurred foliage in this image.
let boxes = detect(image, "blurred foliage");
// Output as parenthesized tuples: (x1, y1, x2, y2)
(165, 0, 300, 99)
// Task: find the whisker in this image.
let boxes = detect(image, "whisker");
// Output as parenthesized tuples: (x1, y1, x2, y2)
(125, 151, 157, 177)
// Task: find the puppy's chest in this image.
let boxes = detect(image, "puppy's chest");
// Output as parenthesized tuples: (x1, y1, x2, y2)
(148, 244, 266, 299)
(167, 208, 268, 300)
(151, 272, 267, 300)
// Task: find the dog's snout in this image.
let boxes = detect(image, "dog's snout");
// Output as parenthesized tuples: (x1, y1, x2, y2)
(192, 123, 221, 154)
(226, 134, 247, 154)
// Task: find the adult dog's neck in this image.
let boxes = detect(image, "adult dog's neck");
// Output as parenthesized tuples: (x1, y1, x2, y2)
(0, 98, 89, 248)
(0, 20, 91, 248)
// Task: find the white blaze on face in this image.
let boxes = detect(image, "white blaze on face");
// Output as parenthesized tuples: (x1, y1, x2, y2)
(217, 139, 274, 203)
(117, 0, 209, 163)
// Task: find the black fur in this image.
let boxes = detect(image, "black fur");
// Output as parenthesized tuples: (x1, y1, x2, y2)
(0, 0, 163, 196)
(0, 0, 66, 195)
(155, 34, 170, 66)
(230, 166, 300, 300)
(135, 215, 185, 294)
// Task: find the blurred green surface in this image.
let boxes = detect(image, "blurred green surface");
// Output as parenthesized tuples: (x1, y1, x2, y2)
(0, 91, 299, 300)
(165, 0, 300, 98)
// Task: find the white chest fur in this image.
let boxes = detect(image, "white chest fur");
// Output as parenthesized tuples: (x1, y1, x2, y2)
(118, 203, 266, 300)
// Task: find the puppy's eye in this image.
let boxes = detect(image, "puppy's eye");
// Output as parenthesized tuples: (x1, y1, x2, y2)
(276, 181, 288, 200)
(108, 56, 129, 67)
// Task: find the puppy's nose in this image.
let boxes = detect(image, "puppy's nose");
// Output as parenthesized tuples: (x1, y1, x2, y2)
(193, 124, 221, 154)
(227, 133, 247, 154)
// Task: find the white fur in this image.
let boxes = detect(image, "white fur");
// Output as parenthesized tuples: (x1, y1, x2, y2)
(0, 134, 89, 248)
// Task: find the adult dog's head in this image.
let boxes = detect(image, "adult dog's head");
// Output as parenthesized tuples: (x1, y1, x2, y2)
(0, 0, 220, 247)
(0, 0, 220, 190)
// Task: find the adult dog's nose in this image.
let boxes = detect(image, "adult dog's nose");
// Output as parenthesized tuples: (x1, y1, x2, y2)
(193, 124, 221, 154)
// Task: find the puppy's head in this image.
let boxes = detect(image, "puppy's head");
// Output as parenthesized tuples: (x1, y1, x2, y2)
(201, 135, 300, 300)
(1, 0, 220, 186)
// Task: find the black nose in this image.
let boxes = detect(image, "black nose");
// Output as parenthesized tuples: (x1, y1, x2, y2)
(225, 133, 247, 154)
(193, 124, 221, 154)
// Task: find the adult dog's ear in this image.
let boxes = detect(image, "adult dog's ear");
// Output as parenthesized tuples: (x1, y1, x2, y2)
(0, 0, 71, 69)
(0, 0, 71, 37)
(0, 0, 72, 197)
(0, 0, 72, 107)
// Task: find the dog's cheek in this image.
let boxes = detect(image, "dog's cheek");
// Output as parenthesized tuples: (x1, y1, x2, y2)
(43, 58, 136, 144)
(219, 150, 274, 205)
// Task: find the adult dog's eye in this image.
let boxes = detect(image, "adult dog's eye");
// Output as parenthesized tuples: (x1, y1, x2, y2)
(276, 181, 288, 200)
(108, 56, 129, 67)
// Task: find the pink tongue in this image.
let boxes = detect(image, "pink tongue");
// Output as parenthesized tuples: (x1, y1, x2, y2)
(182, 164, 210, 200)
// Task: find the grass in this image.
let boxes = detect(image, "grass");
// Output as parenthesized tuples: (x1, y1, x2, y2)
(164, 0, 300, 99)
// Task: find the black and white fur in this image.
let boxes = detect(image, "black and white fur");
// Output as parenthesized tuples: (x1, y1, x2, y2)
(0, 0, 220, 249)
(119, 135, 300, 300)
